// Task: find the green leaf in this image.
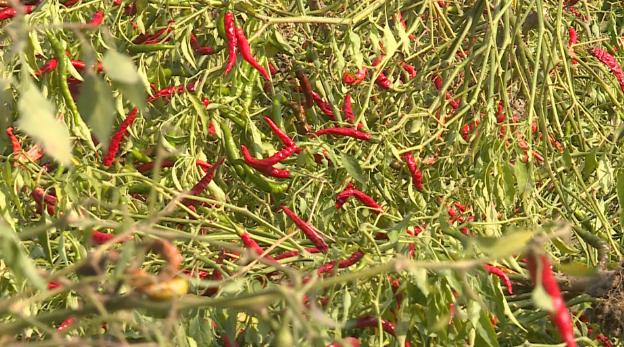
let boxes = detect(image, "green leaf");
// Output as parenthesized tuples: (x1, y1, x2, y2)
(17, 80, 72, 165)
(340, 152, 367, 185)
(347, 30, 363, 68)
(382, 22, 399, 57)
(102, 49, 140, 84)
(477, 229, 534, 258)
(409, 268, 429, 297)
(531, 284, 554, 312)
(581, 149, 598, 179)
(513, 162, 529, 194)
(78, 74, 116, 150)
(115, 80, 147, 111)
(502, 163, 516, 205)
(0, 223, 47, 291)
(272, 30, 295, 55)
(558, 262, 596, 277)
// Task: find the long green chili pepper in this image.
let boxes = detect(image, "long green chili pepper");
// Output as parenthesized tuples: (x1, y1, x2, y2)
(127, 44, 176, 54)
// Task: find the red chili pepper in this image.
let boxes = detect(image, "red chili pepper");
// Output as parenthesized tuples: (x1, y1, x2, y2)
(235, 27, 270, 80)
(223, 335, 239, 347)
(342, 68, 367, 85)
(338, 250, 364, 267)
(281, 205, 329, 252)
(354, 316, 396, 336)
(432, 75, 460, 109)
(263, 116, 299, 150)
(591, 47, 624, 92)
(397, 12, 416, 41)
(327, 337, 361, 347)
(182, 158, 223, 206)
(124, 3, 136, 16)
(35, 58, 58, 76)
(57, 316, 76, 333)
(0, 5, 34, 21)
(241, 144, 298, 168)
(136, 159, 176, 173)
(527, 254, 577, 347)
(223, 12, 238, 75)
(31, 187, 57, 215)
(496, 100, 505, 123)
(190, 33, 214, 55)
(568, 27, 578, 64)
(6, 127, 22, 154)
(315, 127, 371, 141)
(47, 281, 61, 290)
(335, 183, 382, 212)
(402, 152, 424, 191)
(400, 62, 417, 80)
(317, 261, 337, 276)
(273, 247, 321, 260)
(311, 91, 337, 120)
(483, 264, 513, 294)
(133, 20, 174, 44)
(343, 93, 356, 124)
(148, 82, 195, 103)
(88, 10, 104, 27)
(596, 334, 613, 347)
(61, 0, 80, 7)
(102, 107, 139, 167)
(371, 57, 392, 89)
(240, 232, 275, 260)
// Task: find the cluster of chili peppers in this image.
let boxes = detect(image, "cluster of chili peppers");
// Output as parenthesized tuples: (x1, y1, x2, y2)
(591, 47, 624, 93)
(223, 11, 270, 80)
(241, 117, 300, 179)
(447, 201, 473, 235)
(0, 4, 35, 21)
(371, 57, 392, 89)
(180, 158, 223, 207)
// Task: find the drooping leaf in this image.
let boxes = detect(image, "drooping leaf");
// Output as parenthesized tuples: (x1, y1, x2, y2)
(102, 49, 140, 84)
(340, 152, 366, 185)
(17, 80, 72, 165)
(78, 74, 116, 150)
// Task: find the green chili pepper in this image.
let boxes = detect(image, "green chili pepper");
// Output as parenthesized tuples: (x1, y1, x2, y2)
(219, 119, 288, 194)
(127, 44, 176, 54)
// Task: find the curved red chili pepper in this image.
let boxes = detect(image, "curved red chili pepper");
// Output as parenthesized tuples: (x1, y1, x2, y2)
(281, 205, 329, 252)
(317, 261, 336, 276)
(35, 58, 58, 76)
(6, 127, 22, 154)
(343, 93, 355, 124)
(262, 116, 300, 151)
(315, 127, 371, 141)
(240, 232, 275, 260)
(338, 250, 364, 268)
(432, 75, 460, 109)
(48, 281, 62, 290)
(274, 247, 321, 260)
(32, 187, 57, 215)
(0, 5, 34, 21)
(133, 20, 174, 44)
(235, 27, 270, 80)
(311, 91, 337, 120)
(240, 144, 298, 167)
(223, 12, 238, 75)
(354, 315, 396, 336)
(402, 152, 424, 191)
(182, 158, 223, 206)
(102, 107, 139, 167)
(371, 57, 392, 89)
(335, 183, 382, 212)
(400, 62, 417, 80)
(483, 264, 513, 294)
(527, 254, 577, 347)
